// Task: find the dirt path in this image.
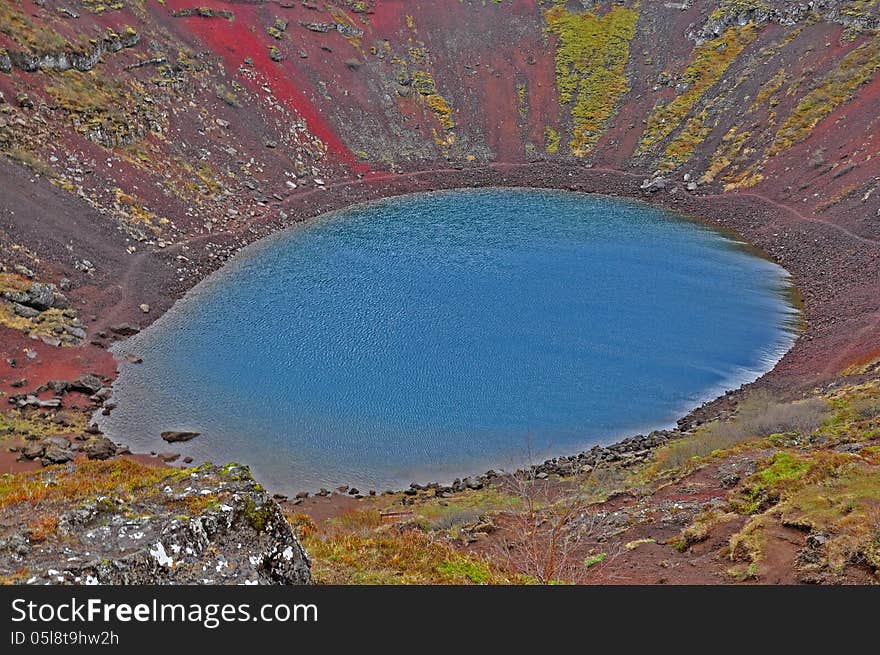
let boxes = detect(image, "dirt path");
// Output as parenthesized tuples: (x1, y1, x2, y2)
(709, 189, 880, 247)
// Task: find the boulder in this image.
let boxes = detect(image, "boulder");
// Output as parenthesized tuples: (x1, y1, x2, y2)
(17, 395, 62, 409)
(24, 283, 66, 311)
(11, 303, 40, 319)
(47, 380, 69, 395)
(161, 430, 201, 443)
(91, 387, 112, 401)
(21, 441, 45, 460)
(69, 373, 103, 395)
(40, 437, 75, 464)
(83, 436, 117, 460)
(110, 323, 140, 336)
(65, 326, 87, 340)
(640, 176, 668, 193)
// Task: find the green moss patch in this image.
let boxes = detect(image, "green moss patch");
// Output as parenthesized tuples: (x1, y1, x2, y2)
(639, 24, 757, 153)
(544, 4, 639, 156)
(771, 38, 880, 155)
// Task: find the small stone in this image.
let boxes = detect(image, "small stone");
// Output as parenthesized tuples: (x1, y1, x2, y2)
(139, 303, 150, 313)
(110, 323, 140, 336)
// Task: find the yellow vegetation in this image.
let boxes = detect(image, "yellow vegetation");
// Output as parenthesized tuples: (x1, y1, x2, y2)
(639, 24, 758, 153)
(544, 3, 639, 156)
(770, 37, 880, 155)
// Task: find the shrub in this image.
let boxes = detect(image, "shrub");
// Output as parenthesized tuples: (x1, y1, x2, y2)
(654, 392, 829, 472)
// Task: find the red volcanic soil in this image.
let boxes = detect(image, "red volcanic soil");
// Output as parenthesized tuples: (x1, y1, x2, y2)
(452, 447, 876, 585)
(163, 0, 367, 172)
(0, 450, 41, 475)
(0, 327, 115, 398)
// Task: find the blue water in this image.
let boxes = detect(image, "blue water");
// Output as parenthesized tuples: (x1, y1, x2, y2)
(100, 189, 799, 492)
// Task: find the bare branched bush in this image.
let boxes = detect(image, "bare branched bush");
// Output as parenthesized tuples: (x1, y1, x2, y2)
(851, 396, 880, 420)
(491, 448, 615, 584)
(730, 392, 829, 437)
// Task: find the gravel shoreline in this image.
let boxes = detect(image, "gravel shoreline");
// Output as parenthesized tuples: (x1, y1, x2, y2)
(16, 161, 880, 493)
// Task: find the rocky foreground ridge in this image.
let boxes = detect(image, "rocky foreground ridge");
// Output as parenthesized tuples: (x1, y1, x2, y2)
(0, 461, 311, 585)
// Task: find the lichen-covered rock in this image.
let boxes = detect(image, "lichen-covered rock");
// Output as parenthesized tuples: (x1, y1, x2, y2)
(0, 462, 311, 585)
(691, 0, 880, 43)
(0, 29, 140, 75)
(1, 282, 68, 311)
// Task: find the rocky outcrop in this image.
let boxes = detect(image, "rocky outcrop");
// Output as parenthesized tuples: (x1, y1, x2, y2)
(171, 8, 235, 20)
(0, 29, 140, 75)
(0, 464, 311, 585)
(691, 0, 880, 42)
(82, 435, 118, 460)
(0, 278, 85, 345)
(18, 435, 77, 465)
(299, 21, 364, 37)
(2, 281, 69, 311)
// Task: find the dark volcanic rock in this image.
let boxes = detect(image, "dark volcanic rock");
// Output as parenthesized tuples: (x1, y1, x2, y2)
(47, 380, 70, 394)
(21, 436, 76, 464)
(110, 323, 140, 336)
(42, 444, 76, 465)
(83, 436, 117, 460)
(161, 430, 201, 443)
(69, 373, 103, 394)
